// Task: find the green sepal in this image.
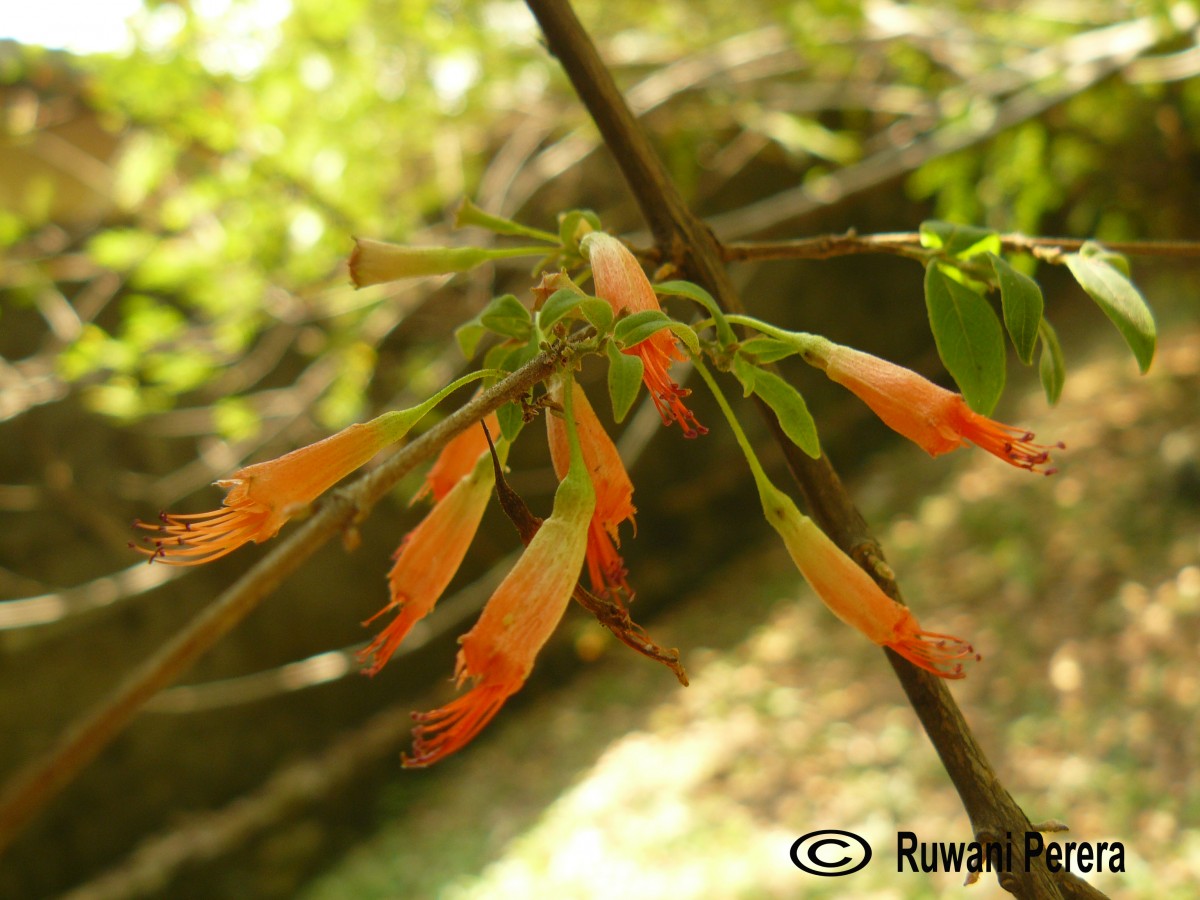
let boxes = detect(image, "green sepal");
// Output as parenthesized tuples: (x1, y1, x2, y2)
(987, 252, 1043, 365)
(606, 342, 644, 423)
(924, 263, 1006, 415)
(454, 198, 559, 244)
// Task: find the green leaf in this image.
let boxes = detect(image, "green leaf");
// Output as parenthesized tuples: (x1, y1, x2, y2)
(497, 337, 539, 374)
(1064, 250, 1155, 373)
(557, 209, 602, 250)
(749, 368, 821, 459)
(1080, 240, 1131, 277)
(924, 263, 1006, 414)
(737, 336, 799, 364)
(613, 309, 672, 348)
(987, 253, 1043, 365)
(1037, 319, 1066, 406)
(667, 322, 700, 357)
(919, 220, 1001, 258)
(606, 342, 644, 423)
(538, 288, 612, 333)
(497, 399, 526, 441)
(538, 288, 585, 332)
(730, 352, 759, 397)
(479, 294, 532, 341)
(454, 320, 487, 359)
(654, 280, 735, 347)
(580, 298, 614, 332)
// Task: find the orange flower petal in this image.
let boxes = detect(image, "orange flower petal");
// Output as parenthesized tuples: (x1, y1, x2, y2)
(359, 459, 494, 675)
(817, 342, 1059, 472)
(584, 232, 705, 437)
(133, 419, 393, 565)
(546, 379, 637, 598)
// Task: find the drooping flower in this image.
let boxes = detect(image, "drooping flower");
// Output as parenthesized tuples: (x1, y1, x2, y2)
(761, 480, 975, 678)
(805, 339, 1060, 473)
(581, 231, 706, 438)
(545, 378, 637, 599)
(404, 381, 596, 767)
(133, 417, 404, 566)
(414, 411, 500, 504)
(359, 453, 495, 675)
(359, 411, 501, 674)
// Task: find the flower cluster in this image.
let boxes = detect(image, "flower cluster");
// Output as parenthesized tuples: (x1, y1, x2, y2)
(134, 225, 1072, 768)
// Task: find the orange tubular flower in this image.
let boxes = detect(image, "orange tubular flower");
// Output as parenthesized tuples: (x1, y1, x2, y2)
(761, 482, 975, 678)
(359, 454, 495, 675)
(806, 340, 1061, 473)
(546, 378, 637, 599)
(414, 411, 500, 504)
(133, 418, 401, 566)
(404, 383, 596, 767)
(582, 231, 706, 438)
(360, 413, 501, 674)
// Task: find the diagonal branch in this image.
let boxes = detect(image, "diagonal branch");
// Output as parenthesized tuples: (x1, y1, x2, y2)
(524, 1, 1109, 897)
(0, 350, 562, 855)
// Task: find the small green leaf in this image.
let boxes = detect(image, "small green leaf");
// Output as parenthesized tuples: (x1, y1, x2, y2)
(1037, 319, 1065, 405)
(580, 298, 614, 331)
(497, 400, 526, 441)
(557, 209, 602, 250)
(987, 253, 1043, 365)
(924, 263, 1006, 414)
(738, 336, 798, 364)
(731, 352, 758, 398)
(497, 337, 539, 374)
(538, 289, 586, 332)
(613, 309, 672, 348)
(606, 342, 644, 423)
(1080, 240, 1131, 277)
(748, 368, 820, 459)
(919, 220, 1001, 258)
(479, 294, 533, 341)
(667, 322, 700, 357)
(1064, 250, 1155, 373)
(454, 320, 487, 359)
(654, 280, 735, 347)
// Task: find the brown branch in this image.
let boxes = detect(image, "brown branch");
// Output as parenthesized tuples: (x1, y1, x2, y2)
(723, 232, 1200, 263)
(0, 349, 563, 855)
(525, 2, 1110, 897)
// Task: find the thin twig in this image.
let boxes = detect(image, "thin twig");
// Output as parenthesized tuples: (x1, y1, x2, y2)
(722, 232, 1200, 263)
(0, 349, 563, 855)
(525, 1, 1110, 897)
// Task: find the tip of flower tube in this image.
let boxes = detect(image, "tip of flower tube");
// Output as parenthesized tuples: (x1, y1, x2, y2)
(889, 630, 978, 679)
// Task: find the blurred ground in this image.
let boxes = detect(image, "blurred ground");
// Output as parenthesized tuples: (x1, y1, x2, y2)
(300, 323, 1200, 900)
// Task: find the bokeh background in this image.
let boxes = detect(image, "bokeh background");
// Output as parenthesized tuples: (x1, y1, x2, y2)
(2, 1, 1199, 897)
